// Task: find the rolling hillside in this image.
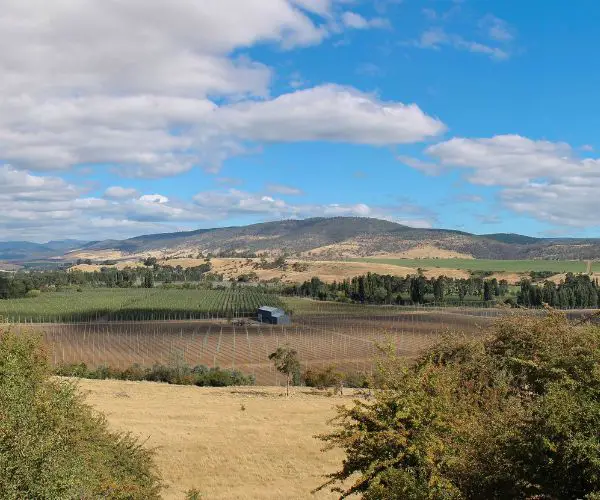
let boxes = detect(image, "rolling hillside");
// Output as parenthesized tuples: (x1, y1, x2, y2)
(4, 218, 600, 265)
(70, 217, 600, 262)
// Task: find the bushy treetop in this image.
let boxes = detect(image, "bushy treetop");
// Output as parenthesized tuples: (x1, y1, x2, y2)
(319, 311, 600, 499)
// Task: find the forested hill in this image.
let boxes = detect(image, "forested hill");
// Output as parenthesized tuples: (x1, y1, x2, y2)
(4, 218, 600, 264)
(64, 217, 600, 261)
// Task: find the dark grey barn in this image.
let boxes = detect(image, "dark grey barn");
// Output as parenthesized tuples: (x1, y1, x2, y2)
(257, 306, 291, 325)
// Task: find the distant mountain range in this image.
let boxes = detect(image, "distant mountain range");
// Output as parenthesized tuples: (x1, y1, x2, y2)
(0, 240, 89, 263)
(2, 218, 600, 266)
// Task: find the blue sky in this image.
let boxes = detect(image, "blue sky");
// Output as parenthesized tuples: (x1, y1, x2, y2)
(2, 0, 599, 242)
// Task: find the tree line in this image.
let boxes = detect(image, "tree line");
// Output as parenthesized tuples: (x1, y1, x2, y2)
(517, 273, 600, 308)
(282, 273, 510, 305)
(0, 263, 213, 299)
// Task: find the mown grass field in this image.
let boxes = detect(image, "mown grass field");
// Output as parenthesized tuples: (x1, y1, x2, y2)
(0, 288, 284, 323)
(79, 380, 352, 499)
(354, 257, 590, 273)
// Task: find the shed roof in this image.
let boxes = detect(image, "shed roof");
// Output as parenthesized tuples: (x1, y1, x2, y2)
(258, 306, 284, 313)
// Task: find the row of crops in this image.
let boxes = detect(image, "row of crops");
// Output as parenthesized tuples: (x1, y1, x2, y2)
(0, 288, 285, 323)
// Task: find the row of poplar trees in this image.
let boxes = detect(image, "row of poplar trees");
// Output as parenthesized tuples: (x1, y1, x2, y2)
(284, 273, 510, 304)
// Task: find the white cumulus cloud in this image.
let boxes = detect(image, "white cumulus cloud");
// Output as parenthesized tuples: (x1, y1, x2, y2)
(0, 1, 436, 178)
(0, 163, 437, 240)
(217, 85, 445, 145)
(425, 134, 600, 227)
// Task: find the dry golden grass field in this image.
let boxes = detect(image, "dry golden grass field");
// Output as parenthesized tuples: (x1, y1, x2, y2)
(70, 257, 439, 282)
(78, 379, 356, 499)
(69, 256, 537, 284)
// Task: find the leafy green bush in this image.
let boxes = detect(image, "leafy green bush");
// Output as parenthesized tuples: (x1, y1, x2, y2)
(54, 361, 255, 387)
(529, 270, 556, 281)
(303, 366, 341, 389)
(319, 311, 600, 499)
(304, 366, 370, 389)
(0, 328, 162, 499)
(53, 361, 86, 377)
(121, 363, 147, 381)
(342, 370, 370, 389)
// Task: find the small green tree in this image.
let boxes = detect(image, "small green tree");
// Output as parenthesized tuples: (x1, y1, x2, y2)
(274, 254, 287, 269)
(483, 280, 493, 301)
(143, 256, 158, 267)
(143, 270, 154, 288)
(433, 276, 445, 303)
(269, 345, 300, 396)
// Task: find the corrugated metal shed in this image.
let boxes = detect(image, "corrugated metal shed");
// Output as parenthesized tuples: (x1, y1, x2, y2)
(257, 306, 291, 325)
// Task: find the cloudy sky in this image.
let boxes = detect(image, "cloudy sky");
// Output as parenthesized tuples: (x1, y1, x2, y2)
(2, 0, 599, 242)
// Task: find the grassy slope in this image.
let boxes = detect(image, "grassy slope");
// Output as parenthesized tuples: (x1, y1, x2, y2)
(354, 258, 589, 273)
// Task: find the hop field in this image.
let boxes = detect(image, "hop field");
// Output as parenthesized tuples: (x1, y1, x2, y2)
(0, 288, 284, 323)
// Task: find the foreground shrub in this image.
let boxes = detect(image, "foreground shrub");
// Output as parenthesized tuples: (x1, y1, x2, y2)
(0, 328, 162, 499)
(303, 366, 370, 390)
(319, 311, 600, 499)
(54, 361, 255, 387)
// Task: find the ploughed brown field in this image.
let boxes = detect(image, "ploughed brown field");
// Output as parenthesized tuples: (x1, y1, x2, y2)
(17, 308, 500, 384)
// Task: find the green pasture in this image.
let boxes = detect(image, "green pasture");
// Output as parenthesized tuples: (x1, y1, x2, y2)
(353, 258, 590, 274)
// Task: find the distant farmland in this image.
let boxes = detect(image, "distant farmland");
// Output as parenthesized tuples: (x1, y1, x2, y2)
(0, 288, 284, 323)
(354, 258, 590, 274)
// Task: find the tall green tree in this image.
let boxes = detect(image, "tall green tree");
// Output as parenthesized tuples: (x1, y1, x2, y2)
(433, 277, 445, 303)
(483, 281, 493, 301)
(410, 275, 426, 304)
(143, 270, 154, 288)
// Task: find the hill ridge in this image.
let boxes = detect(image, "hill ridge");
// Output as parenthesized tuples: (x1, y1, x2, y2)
(4, 217, 600, 264)
(72, 217, 600, 262)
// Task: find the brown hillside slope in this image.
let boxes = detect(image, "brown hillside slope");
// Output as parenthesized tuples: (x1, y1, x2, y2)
(71, 217, 600, 262)
(70, 257, 473, 282)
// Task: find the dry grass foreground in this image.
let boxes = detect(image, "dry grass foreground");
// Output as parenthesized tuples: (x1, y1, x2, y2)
(77, 379, 356, 499)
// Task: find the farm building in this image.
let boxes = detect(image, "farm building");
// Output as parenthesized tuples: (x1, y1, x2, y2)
(257, 306, 291, 325)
